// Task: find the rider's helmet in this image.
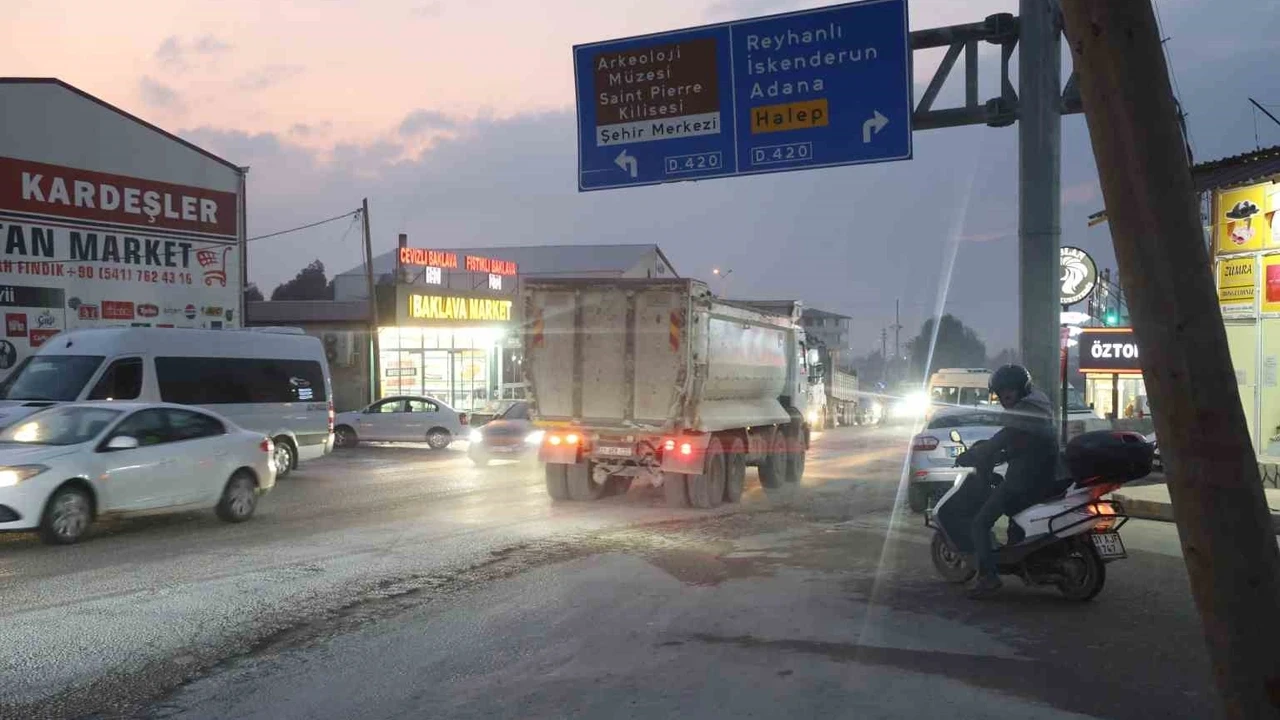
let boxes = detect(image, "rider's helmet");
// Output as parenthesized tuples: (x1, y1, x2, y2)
(989, 364, 1032, 401)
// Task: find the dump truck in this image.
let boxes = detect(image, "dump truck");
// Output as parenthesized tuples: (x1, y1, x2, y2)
(523, 278, 814, 508)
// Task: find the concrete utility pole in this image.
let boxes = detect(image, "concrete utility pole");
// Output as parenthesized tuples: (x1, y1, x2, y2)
(361, 198, 380, 404)
(1061, 2, 1280, 717)
(1018, 0, 1063, 421)
(892, 299, 904, 363)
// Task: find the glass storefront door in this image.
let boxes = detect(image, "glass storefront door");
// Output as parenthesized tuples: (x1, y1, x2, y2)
(378, 326, 504, 412)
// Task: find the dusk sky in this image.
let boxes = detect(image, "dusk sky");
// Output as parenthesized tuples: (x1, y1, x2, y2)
(4, 0, 1277, 354)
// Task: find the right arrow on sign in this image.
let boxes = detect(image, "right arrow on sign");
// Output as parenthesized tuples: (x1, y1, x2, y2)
(862, 110, 889, 144)
(614, 149, 638, 178)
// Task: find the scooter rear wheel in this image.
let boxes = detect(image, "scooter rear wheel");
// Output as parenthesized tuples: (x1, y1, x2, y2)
(1057, 541, 1107, 601)
(930, 531, 976, 584)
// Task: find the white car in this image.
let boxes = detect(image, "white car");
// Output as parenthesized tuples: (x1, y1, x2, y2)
(333, 395, 467, 450)
(0, 402, 277, 544)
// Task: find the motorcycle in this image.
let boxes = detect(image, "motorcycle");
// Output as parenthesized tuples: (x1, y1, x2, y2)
(925, 429, 1153, 601)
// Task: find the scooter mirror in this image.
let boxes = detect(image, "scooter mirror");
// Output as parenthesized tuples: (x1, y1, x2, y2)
(949, 430, 963, 444)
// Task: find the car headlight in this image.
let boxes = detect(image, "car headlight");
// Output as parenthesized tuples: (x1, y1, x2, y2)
(526, 430, 545, 445)
(0, 465, 48, 488)
(468, 429, 484, 443)
(807, 410, 819, 424)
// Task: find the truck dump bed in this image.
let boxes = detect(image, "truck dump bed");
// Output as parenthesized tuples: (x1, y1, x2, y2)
(523, 278, 794, 433)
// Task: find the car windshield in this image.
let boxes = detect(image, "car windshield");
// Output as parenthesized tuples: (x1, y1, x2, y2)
(0, 405, 122, 445)
(500, 402, 530, 420)
(930, 386, 992, 406)
(0, 355, 105, 402)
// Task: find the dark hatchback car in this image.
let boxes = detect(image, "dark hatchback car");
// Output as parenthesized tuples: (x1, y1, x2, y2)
(467, 401, 542, 466)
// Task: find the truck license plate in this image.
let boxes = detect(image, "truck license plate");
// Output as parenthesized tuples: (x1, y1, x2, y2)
(597, 445, 634, 457)
(1091, 532, 1126, 559)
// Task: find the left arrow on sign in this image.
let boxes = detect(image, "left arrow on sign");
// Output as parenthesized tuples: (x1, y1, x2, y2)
(862, 110, 889, 144)
(614, 149, 638, 178)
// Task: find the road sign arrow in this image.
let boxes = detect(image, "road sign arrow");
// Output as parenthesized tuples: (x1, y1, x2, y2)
(614, 149, 638, 178)
(862, 110, 889, 144)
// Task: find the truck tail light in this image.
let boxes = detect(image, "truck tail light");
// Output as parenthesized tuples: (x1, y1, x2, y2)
(260, 437, 273, 453)
(565, 433, 579, 445)
(680, 442, 693, 456)
(663, 439, 676, 452)
(548, 435, 562, 446)
(327, 401, 335, 433)
(912, 435, 939, 451)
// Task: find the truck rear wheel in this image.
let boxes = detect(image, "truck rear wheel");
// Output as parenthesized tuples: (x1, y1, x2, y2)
(688, 439, 726, 509)
(567, 462, 606, 501)
(723, 435, 747, 503)
(785, 427, 806, 484)
(545, 464, 570, 501)
(758, 429, 787, 489)
(662, 472, 690, 508)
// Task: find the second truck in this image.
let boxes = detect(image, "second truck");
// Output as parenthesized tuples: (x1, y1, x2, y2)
(522, 278, 814, 508)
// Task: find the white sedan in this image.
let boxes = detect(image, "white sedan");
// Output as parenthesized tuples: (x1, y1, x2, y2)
(334, 395, 467, 450)
(0, 402, 277, 544)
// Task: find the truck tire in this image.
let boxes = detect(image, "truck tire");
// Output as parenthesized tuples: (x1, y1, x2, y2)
(784, 426, 806, 484)
(723, 435, 747, 503)
(545, 464, 570, 501)
(758, 429, 787, 489)
(663, 472, 690, 508)
(687, 439, 726, 509)
(567, 462, 606, 501)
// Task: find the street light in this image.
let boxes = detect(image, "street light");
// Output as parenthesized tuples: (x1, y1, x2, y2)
(712, 267, 733, 278)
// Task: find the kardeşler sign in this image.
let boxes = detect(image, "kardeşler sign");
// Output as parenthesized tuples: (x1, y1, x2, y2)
(1078, 327, 1141, 374)
(1060, 246, 1098, 306)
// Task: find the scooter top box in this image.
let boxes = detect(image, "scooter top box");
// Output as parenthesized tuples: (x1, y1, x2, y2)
(1065, 431, 1153, 483)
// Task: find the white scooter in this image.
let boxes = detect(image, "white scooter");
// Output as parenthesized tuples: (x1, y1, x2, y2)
(926, 429, 1152, 601)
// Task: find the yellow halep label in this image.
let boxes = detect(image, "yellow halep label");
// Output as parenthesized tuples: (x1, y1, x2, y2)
(409, 294, 512, 321)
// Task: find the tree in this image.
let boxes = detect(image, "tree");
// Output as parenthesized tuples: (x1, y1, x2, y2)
(906, 314, 987, 377)
(270, 260, 335, 301)
(987, 348, 1020, 369)
(243, 283, 264, 302)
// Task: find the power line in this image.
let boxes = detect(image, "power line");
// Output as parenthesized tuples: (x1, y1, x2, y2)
(1152, 0, 1195, 159)
(247, 209, 361, 243)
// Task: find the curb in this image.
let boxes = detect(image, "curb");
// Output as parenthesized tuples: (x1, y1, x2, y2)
(1112, 492, 1280, 534)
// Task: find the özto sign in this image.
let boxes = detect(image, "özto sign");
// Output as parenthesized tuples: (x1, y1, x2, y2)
(1078, 328, 1141, 374)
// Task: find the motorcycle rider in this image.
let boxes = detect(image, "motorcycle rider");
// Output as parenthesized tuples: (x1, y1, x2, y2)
(958, 364, 1059, 598)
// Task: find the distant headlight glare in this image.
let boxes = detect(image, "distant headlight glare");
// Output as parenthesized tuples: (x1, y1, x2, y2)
(468, 429, 484, 443)
(526, 430, 546, 445)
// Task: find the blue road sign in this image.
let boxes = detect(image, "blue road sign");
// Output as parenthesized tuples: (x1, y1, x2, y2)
(574, 0, 912, 192)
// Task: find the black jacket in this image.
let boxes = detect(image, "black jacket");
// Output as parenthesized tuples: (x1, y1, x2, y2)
(967, 387, 1059, 504)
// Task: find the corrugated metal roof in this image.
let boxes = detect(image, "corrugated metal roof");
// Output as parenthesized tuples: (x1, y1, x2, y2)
(246, 300, 370, 324)
(0, 78, 244, 173)
(1192, 144, 1280, 192)
(337, 243, 674, 279)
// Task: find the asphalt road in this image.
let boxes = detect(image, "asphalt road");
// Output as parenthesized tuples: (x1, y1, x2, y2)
(0, 426, 1219, 719)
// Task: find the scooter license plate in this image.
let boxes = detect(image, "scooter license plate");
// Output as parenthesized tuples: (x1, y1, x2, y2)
(1091, 532, 1126, 559)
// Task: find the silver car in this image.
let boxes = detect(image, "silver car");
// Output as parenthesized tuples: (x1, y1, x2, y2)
(333, 396, 467, 450)
(908, 407, 1008, 513)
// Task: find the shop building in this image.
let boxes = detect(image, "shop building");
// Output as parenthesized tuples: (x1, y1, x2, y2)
(252, 242, 679, 411)
(0, 78, 247, 382)
(1199, 145, 1280, 456)
(1078, 327, 1147, 420)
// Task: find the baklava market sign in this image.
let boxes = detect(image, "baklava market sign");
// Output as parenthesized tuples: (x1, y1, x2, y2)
(406, 292, 513, 323)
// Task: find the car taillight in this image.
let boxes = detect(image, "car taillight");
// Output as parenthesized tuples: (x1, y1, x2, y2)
(548, 435, 562, 446)
(565, 433, 579, 445)
(663, 439, 676, 452)
(327, 401, 335, 433)
(679, 442, 693, 456)
(260, 437, 273, 453)
(912, 435, 939, 451)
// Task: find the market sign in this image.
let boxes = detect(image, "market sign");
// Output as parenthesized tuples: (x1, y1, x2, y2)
(1217, 256, 1257, 319)
(1060, 246, 1097, 306)
(399, 248, 459, 268)
(465, 255, 518, 276)
(1214, 181, 1279, 256)
(1078, 327, 1141, 375)
(1263, 255, 1280, 315)
(407, 293, 512, 323)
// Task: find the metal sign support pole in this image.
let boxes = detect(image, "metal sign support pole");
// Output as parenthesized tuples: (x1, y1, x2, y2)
(1018, 0, 1064, 424)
